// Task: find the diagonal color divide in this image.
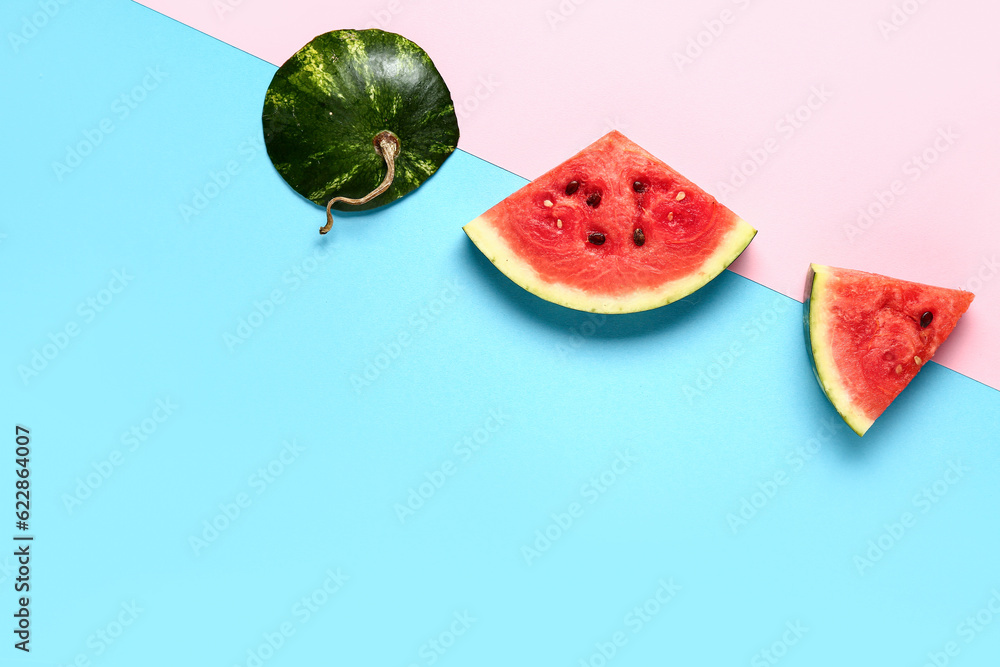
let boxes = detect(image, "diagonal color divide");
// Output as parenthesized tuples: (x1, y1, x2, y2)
(132, 0, 1000, 392)
(5, 1, 1000, 665)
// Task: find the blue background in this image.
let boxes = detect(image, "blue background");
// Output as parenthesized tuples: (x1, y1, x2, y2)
(2, 1, 999, 665)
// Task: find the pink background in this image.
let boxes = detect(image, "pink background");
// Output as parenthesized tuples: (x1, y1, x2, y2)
(138, 0, 1000, 390)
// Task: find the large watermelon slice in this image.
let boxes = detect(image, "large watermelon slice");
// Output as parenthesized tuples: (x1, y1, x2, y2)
(463, 131, 756, 313)
(805, 264, 974, 436)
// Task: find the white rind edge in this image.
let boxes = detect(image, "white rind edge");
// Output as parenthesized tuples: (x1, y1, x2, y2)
(463, 214, 757, 314)
(806, 264, 876, 436)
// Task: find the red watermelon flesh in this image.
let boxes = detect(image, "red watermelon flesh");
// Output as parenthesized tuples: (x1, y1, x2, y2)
(805, 264, 974, 435)
(464, 131, 756, 313)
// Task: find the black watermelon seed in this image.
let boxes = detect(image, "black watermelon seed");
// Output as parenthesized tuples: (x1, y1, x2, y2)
(633, 181, 647, 193)
(565, 180, 580, 195)
(633, 228, 645, 246)
(586, 192, 602, 208)
(920, 311, 933, 328)
(588, 232, 606, 245)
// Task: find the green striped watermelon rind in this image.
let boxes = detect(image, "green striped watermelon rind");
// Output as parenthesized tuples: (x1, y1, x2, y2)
(804, 265, 875, 436)
(465, 213, 756, 314)
(262, 29, 460, 212)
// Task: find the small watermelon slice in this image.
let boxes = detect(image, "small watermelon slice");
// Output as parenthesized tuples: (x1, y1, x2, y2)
(804, 264, 974, 436)
(464, 131, 756, 313)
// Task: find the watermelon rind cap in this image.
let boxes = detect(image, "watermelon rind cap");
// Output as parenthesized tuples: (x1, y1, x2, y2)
(804, 263, 876, 437)
(261, 28, 460, 213)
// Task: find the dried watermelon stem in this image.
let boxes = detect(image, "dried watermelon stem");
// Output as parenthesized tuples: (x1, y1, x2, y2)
(320, 131, 400, 235)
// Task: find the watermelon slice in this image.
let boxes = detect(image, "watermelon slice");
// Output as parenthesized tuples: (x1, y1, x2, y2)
(463, 131, 756, 313)
(804, 264, 974, 436)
